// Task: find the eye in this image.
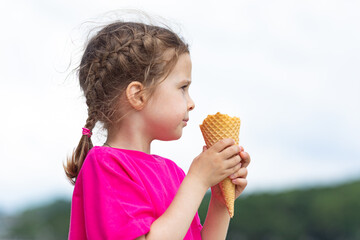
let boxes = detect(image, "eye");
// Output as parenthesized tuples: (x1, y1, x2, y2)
(181, 84, 189, 90)
(180, 80, 191, 92)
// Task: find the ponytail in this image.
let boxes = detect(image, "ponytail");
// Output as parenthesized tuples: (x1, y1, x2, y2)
(64, 118, 95, 185)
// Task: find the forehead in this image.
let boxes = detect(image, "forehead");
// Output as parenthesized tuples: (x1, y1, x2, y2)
(145, 53, 192, 97)
(168, 53, 192, 78)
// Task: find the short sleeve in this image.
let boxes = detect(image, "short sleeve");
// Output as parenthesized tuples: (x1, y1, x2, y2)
(80, 151, 155, 240)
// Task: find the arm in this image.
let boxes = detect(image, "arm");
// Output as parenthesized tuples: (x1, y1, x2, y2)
(135, 139, 242, 240)
(201, 193, 231, 240)
(144, 173, 208, 239)
(201, 146, 251, 240)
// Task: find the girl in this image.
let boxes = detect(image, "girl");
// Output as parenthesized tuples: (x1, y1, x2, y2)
(64, 21, 250, 240)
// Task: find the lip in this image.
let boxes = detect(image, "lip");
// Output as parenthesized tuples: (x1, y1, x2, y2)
(183, 119, 189, 126)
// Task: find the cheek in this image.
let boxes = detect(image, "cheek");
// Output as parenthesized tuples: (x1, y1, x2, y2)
(170, 96, 187, 113)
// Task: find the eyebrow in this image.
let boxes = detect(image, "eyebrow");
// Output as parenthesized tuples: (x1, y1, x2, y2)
(180, 79, 192, 85)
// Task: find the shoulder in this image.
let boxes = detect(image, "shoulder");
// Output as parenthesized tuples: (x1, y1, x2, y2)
(83, 147, 168, 173)
(86, 146, 143, 164)
(82, 147, 185, 178)
(81, 146, 135, 176)
(85, 146, 120, 166)
(77, 147, 146, 187)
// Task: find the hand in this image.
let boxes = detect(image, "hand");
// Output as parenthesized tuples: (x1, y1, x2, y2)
(229, 146, 250, 198)
(210, 146, 250, 204)
(188, 139, 242, 189)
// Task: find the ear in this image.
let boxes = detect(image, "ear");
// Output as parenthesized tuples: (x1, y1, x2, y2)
(126, 81, 146, 110)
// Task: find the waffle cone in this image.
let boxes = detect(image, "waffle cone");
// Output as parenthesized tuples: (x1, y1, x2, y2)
(200, 112, 241, 218)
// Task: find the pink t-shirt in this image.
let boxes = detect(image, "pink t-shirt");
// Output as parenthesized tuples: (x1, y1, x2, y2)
(68, 146, 202, 239)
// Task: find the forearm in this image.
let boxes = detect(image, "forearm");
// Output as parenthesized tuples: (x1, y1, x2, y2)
(145, 174, 208, 240)
(201, 197, 230, 240)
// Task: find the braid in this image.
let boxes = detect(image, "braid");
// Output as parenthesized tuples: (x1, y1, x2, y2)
(64, 113, 96, 184)
(64, 21, 189, 184)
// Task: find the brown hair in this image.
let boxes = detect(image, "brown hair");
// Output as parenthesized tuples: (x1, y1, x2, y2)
(64, 21, 189, 184)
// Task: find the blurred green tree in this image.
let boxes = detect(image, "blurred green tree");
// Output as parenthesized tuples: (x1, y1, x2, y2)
(3, 180, 360, 240)
(6, 199, 70, 240)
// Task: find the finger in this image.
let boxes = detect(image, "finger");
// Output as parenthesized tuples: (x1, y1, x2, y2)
(202, 145, 208, 152)
(211, 138, 236, 152)
(226, 160, 242, 176)
(221, 144, 241, 159)
(229, 167, 248, 179)
(224, 153, 241, 168)
(232, 178, 248, 188)
(240, 151, 251, 168)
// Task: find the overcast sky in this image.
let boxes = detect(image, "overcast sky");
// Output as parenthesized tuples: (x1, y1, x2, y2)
(1, 0, 359, 214)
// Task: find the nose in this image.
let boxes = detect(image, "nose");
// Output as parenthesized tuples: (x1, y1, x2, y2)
(188, 96, 195, 111)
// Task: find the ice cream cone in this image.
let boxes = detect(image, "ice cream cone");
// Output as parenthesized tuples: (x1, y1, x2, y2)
(200, 112, 241, 218)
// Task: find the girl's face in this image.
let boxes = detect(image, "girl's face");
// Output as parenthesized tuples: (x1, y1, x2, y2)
(142, 53, 195, 141)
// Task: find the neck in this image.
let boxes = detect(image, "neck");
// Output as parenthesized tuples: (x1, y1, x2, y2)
(105, 117, 153, 154)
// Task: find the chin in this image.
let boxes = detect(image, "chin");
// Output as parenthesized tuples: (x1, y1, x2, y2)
(157, 132, 183, 141)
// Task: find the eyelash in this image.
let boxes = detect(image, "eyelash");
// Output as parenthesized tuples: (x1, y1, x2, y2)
(181, 85, 188, 90)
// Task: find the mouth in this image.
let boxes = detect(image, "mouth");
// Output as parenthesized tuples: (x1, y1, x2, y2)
(183, 119, 189, 126)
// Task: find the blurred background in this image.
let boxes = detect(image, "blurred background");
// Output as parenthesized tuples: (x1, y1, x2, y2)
(0, 0, 359, 239)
